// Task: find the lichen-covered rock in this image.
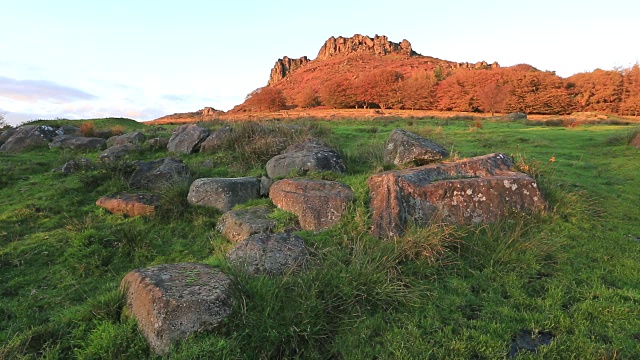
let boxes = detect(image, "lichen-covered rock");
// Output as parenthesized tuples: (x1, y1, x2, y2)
(120, 263, 232, 355)
(129, 158, 190, 190)
(0, 125, 57, 152)
(217, 206, 276, 242)
(269, 179, 354, 231)
(107, 131, 146, 147)
(200, 126, 232, 153)
(99, 144, 140, 162)
(52, 157, 94, 175)
(384, 128, 448, 166)
(187, 177, 260, 212)
(367, 153, 546, 238)
(266, 139, 346, 178)
(167, 124, 209, 154)
(96, 193, 159, 217)
(227, 232, 308, 276)
(48, 135, 107, 151)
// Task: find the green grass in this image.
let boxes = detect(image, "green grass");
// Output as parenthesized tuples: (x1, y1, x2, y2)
(23, 117, 146, 131)
(1, 118, 639, 358)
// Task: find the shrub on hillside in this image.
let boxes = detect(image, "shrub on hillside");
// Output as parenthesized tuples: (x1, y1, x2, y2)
(243, 87, 287, 112)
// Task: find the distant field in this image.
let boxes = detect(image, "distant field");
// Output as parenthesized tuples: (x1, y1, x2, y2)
(1, 117, 639, 358)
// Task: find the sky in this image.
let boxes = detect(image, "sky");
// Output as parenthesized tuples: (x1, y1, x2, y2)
(1, 0, 639, 125)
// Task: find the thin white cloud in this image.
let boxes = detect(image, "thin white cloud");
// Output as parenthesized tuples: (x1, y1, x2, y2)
(0, 76, 97, 103)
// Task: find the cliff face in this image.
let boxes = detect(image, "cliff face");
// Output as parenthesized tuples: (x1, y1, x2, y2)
(316, 34, 417, 60)
(268, 56, 310, 86)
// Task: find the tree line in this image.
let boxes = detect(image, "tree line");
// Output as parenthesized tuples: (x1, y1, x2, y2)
(239, 64, 640, 116)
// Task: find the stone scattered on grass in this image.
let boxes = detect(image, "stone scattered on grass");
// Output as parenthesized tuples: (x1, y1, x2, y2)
(266, 139, 346, 178)
(106, 131, 146, 147)
(167, 124, 209, 154)
(99, 144, 140, 162)
(227, 232, 308, 276)
(217, 205, 276, 242)
(96, 193, 159, 217)
(384, 128, 449, 166)
(52, 157, 94, 175)
(200, 126, 233, 153)
(187, 177, 260, 212)
(48, 135, 107, 151)
(121, 263, 233, 355)
(0, 125, 57, 152)
(129, 158, 190, 190)
(507, 329, 554, 359)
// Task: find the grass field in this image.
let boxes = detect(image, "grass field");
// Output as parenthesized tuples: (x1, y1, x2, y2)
(1, 117, 639, 359)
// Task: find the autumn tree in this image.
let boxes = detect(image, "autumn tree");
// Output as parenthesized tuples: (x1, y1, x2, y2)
(355, 69, 404, 109)
(566, 69, 623, 113)
(243, 86, 287, 112)
(400, 71, 437, 110)
(477, 81, 510, 116)
(319, 76, 357, 108)
(620, 64, 640, 116)
(503, 70, 574, 114)
(295, 87, 319, 108)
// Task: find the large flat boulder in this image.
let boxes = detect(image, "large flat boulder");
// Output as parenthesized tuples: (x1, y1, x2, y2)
(187, 177, 260, 212)
(48, 135, 107, 151)
(121, 263, 233, 355)
(227, 232, 308, 276)
(167, 124, 209, 154)
(384, 128, 449, 166)
(129, 158, 190, 190)
(0, 125, 57, 152)
(96, 193, 159, 217)
(367, 153, 546, 238)
(107, 131, 146, 147)
(217, 205, 276, 242)
(269, 179, 354, 231)
(266, 139, 346, 178)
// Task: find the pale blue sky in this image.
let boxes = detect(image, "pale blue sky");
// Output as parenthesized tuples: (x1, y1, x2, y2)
(1, 0, 638, 125)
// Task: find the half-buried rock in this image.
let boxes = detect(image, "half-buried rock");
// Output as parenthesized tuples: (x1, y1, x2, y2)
(48, 135, 107, 151)
(129, 158, 190, 190)
(266, 139, 346, 178)
(96, 193, 159, 217)
(106, 131, 146, 147)
(227, 232, 308, 276)
(120, 263, 233, 355)
(367, 153, 546, 238)
(217, 205, 276, 242)
(99, 143, 140, 162)
(187, 177, 260, 212)
(269, 179, 354, 231)
(384, 128, 449, 166)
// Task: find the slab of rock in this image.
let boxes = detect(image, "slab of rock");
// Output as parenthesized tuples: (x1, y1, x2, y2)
(167, 124, 209, 154)
(227, 232, 308, 276)
(48, 135, 107, 151)
(269, 179, 354, 231)
(55, 125, 80, 136)
(0, 125, 57, 152)
(147, 137, 169, 150)
(99, 144, 140, 162)
(217, 205, 276, 242)
(0, 128, 17, 146)
(266, 139, 346, 179)
(129, 158, 190, 190)
(96, 193, 159, 217)
(384, 128, 449, 166)
(52, 157, 94, 175)
(200, 126, 232, 153)
(367, 153, 546, 238)
(107, 131, 146, 147)
(121, 263, 233, 355)
(187, 177, 260, 212)
(631, 132, 640, 148)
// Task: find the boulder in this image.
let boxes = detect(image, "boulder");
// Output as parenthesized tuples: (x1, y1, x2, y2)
(0, 128, 17, 146)
(94, 129, 114, 139)
(260, 176, 273, 196)
(216, 206, 276, 242)
(52, 157, 94, 175)
(99, 144, 140, 162)
(120, 263, 232, 355)
(266, 139, 346, 179)
(167, 124, 209, 154)
(506, 112, 527, 120)
(147, 137, 169, 150)
(48, 135, 107, 151)
(55, 125, 80, 136)
(384, 128, 449, 166)
(200, 126, 232, 153)
(631, 132, 640, 148)
(107, 131, 146, 147)
(129, 158, 190, 190)
(96, 193, 159, 217)
(187, 177, 260, 212)
(367, 153, 546, 238)
(227, 232, 308, 276)
(269, 179, 354, 231)
(0, 125, 57, 152)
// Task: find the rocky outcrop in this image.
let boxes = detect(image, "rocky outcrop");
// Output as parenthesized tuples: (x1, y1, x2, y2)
(216, 206, 276, 242)
(367, 153, 546, 238)
(268, 56, 311, 85)
(384, 129, 449, 166)
(0, 128, 17, 146)
(167, 124, 209, 154)
(0, 125, 57, 152)
(96, 193, 159, 217)
(107, 131, 146, 147)
(129, 158, 190, 190)
(266, 139, 346, 178)
(99, 144, 140, 162)
(187, 177, 260, 212)
(269, 179, 354, 231)
(227, 232, 308, 276)
(316, 34, 417, 60)
(120, 263, 233, 355)
(48, 135, 107, 151)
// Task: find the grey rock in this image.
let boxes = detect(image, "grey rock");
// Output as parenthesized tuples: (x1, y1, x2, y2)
(266, 139, 346, 179)
(167, 124, 209, 154)
(147, 137, 169, 150)
(0, 125, 57, 152)
(107, 131, 146, 147)
(216, 205, 276, 242)
(52, 157, 94, 175)
(187, 177, 260, 212)
(99, 144, 140, 162)
(129, 158, 190, 190)
(260, 176, 273, 196)
(506, 112, 528, 120)
(227, 232, 308, 276)
(384, 128, 449, 166)
(48, 135, 107, 151)
(200, 126, 232, 153)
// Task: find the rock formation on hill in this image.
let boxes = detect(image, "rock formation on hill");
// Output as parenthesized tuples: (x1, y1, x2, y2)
(268, 56, 311, 86)
(316, 34, 417, 60)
